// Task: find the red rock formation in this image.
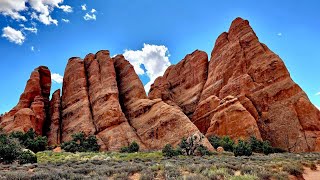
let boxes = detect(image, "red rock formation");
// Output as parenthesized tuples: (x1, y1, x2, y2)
(47, 89, 61, 146)
(114, 55, 213, 150)
(192, 17, 320, 152)
(1, 17, 319, 153)
(0, 66, 51, 135)
(61, 58, 96, 142)
(83, 50, 144, 151)
(149, 50, 208, 118)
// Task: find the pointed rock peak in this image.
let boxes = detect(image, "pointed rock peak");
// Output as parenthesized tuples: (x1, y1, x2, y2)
(228, 17, 256, 41)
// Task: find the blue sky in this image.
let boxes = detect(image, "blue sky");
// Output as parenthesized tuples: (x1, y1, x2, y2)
(0, 0, 319, 113)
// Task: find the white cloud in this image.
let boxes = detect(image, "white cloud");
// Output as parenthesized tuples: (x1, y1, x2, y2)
(0, 0, 27, 21)
(316, 92, 320, 96)
(277, 32, 282, 36)
(51, 73, 63, 84)
(62, 18, 70, 23)
(123, 44, 171, 93)
(91, 9, 96, 13)
(23, 26, 38, 34)
(31, 46, 34, 51)
(59, 5, 72, 13)
(84, 13, 96, 21)
(1, 26, 25, 45)
(81, 4, 87, 11)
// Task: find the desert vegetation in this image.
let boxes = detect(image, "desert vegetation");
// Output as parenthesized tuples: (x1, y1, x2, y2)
(0, 131, 319, 179)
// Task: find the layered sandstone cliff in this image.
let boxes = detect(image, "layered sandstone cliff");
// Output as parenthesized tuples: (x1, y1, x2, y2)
(1, 17, 319, 152)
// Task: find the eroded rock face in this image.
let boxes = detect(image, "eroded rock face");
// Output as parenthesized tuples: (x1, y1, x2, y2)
(61, 57, 96, 142)
(0, 66, 51, 135)
(192, 17, 320, 152)
(83, 51, 143, 151)
(47, 89, 61, 146)
(1, 17, 319, 152)
(114, 55, 213, 150)
(149, 50, 208, 118)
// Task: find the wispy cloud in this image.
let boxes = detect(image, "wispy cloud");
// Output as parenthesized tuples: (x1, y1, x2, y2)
(51, 73, 63, 84)
(31, 46, 34, 51)
(316, 92, 320, 96)
(277, 32, 282, 36)
(84, 13, 96, 21)
(62, 18, 70, 23)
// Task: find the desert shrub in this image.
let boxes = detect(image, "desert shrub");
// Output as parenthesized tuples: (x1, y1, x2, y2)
(10, 129, 47, 153)
(61, 132, 100, 153)
(208, 136, 234, 152)
(197, 145, 212, 156)
(18, 150, 37, 164)
(248, 136, 263, 153)
(220, 136, 235, 152)
(283, 163, 303, 176)
(233, 140, 252, 157)
(179, 133, 206, 156)
(162, 144, 181, 157)
(0, 134, 22, 164)
(120, 141, 140, 153)
(262, 141, 273, 155)
(208, 136, 221, 149)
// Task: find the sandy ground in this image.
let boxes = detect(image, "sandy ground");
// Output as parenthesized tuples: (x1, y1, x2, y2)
(303, 166, 320, 180)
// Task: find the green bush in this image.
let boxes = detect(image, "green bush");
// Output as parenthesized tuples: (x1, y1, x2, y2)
(18, 150, 37, 164)
(233, 140, 252, 157)
(197, 145, 211, 156)
(248, 136, 263, 153)
(208, 136, 221, 149)
(120, 141, 140, 153)
(220, 136, 235, 152)
(10, 129, 47, 153)
(208, 136, 235, 152)
(162, 144, 182, 157)
(262, 141, 273, 155)
(61, 132, 100, 153)
(0, 134, 22, 164)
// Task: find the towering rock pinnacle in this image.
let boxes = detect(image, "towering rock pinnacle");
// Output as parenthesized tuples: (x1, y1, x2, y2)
(1, 17, 319, 152)
(192, 17, 320, 152)
(0, 66, 51, 135)
(114, 55, 213, 150)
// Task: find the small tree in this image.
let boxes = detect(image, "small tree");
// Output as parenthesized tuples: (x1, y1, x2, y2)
(61, 132, 100, 152)
(208, 136, 221, 149)
(197, 145, 211, 156)
(262, 140, 273, 155)
(162, 144, 182, 157)
(10, 129, 47, 153)
(120, 141, 140, 153)
(233, 140, 252, 157)
(179, 133, 205, 156)
(0, 134, 22, 164)
(220, 136, 234, 152)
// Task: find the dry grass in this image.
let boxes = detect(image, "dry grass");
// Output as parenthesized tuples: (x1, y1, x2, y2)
(0, 151, 319, 179)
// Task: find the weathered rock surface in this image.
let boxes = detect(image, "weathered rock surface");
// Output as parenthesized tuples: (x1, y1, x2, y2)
(47, 89, 61, 146)
(61, 57, 96, 142)
(114, 55, 213, 150)
(0, 66, 51, 135)
(149, 50, 208, 118)
(1, 17, 319, 152)
(192, 17, 320, 152)
(83, 51, 143, 151)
